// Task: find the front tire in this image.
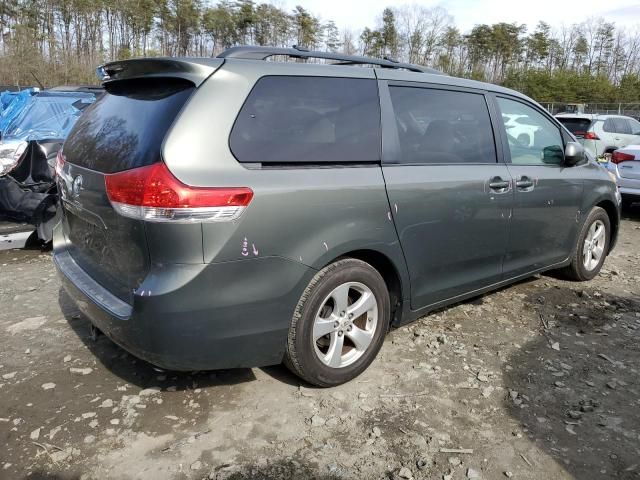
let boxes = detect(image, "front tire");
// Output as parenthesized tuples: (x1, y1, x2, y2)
(285, 258, 390, 387)
(560, 207, 610, 281)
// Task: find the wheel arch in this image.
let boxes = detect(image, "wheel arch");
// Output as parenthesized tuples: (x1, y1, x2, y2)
(594, 199, 619, 253)
(323, 249, 407, 326)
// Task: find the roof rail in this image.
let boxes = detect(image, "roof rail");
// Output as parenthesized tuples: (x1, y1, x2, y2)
(217, 46, 442, 74)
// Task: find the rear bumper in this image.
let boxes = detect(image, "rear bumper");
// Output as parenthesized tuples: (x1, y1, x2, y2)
(53, 224, 314, 371)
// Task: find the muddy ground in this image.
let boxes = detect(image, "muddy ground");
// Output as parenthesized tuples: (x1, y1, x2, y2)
(1, 207, 639, 480)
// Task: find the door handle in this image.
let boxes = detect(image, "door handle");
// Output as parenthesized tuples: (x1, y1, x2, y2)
(488, 177, 510, 192)
(516, 176, 534, 190)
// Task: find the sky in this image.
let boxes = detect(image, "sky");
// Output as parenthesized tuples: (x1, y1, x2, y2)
(276, 0, 640, 33)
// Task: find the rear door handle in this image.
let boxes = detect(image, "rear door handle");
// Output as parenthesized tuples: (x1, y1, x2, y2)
(488, 177, 510, 192)
(516, 176, 534, 190)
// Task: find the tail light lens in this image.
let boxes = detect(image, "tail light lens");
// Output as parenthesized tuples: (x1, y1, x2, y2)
(55, 149, 65, 177)
(104, 162, 253, 223)
(611, 151, 635, 164)
(583, 131, 599, 140)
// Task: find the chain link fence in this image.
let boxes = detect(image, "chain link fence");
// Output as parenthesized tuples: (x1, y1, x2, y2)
(540, 102, 640, 119)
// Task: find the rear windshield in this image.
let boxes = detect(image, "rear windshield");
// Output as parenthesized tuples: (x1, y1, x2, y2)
(230, 76, 381, 164)
(63, 78, 194, 173)
(556, 118, 592, 137)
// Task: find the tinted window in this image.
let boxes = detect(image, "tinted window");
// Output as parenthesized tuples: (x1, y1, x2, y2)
(63, 78, 194, 173)
(556, 117, 592, 138)
(615, 118, 631, 134)
(603, 117, 631, 134)
(388, 87, 496, 164)
(230, 76, 381, 164)
(602, 118, 615, 133)
(497, 98, 564, 165)
(629, 118, 640, 135)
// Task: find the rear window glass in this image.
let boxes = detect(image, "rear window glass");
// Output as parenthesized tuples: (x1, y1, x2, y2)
(556, 118, 592, 137)
(230, 76, 381, 164)
(63, 78, 194, 173)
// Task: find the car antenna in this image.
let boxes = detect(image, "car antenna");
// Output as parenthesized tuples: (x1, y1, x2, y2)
(30, 71, 44, 90)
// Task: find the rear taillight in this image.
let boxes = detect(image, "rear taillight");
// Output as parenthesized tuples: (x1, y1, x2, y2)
(55, 149, 65, 177)
(611, 151, 635, 164)
(104, 162, 253, 223)
(583, 131, 599, 140)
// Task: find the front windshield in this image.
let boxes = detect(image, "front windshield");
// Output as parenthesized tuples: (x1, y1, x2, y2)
(3, 92, 96, 141)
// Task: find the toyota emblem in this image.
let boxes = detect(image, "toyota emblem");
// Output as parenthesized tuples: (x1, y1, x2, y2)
(71, 175, 83, 198)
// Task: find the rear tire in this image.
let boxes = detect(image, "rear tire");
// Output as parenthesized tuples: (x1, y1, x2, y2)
(560, 207, 610, 281)
(285, 258, 390, 387)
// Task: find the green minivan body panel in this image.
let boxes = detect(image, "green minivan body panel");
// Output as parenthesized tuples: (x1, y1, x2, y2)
(502, 163, 583, 276)
(382, 164, 512, 309)
(162, 60, 410, 291)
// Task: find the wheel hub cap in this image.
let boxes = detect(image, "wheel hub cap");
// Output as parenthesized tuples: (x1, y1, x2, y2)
(312, 281, 378, 368)
(583, 219, 606, 272)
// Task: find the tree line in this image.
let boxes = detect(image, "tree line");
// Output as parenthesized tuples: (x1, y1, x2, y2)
(0, 0, 638, 103)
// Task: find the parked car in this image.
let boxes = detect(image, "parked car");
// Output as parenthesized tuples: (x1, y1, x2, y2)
(0, 88, 100, 244)
(54, 47, 620, 387)
(606, 145, 640, 208)
(555, 113, 640, 158)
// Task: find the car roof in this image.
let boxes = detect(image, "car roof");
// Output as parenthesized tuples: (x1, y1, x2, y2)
(219, 57, 534, 104)
(555, 113, 597, 120)
(213, 46, 533, 101)
(99, 50, 537, 107)
(556, 113, 635, 121)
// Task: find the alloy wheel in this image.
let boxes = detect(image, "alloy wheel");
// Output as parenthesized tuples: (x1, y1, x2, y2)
(312, 282, 378, 368)
(583, 219, 606, 271)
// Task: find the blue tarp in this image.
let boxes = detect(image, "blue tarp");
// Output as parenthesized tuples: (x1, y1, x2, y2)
(0, 89, 38, 135)
(1, 91, 19, 109)
(2, 91, 96, 142)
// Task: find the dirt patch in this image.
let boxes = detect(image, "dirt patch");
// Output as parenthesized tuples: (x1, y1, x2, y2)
(1, 206, 639, 480)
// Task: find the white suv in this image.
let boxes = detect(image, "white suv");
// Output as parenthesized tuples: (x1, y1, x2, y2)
(556, 113, 640, 158)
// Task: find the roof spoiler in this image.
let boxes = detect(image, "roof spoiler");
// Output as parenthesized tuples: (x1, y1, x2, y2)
(96, 58, 224, 87)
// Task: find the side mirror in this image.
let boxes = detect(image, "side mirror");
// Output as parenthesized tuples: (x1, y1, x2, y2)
(564, 142, 585, 166)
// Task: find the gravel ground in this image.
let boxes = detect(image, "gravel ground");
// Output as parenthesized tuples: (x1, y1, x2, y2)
(1, 207, 639, 480)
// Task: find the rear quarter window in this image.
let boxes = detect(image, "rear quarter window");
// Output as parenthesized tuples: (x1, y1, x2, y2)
(603, 117, 631, 135)
(63, 78, 194, 173)
(229, 76, 381, 164)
